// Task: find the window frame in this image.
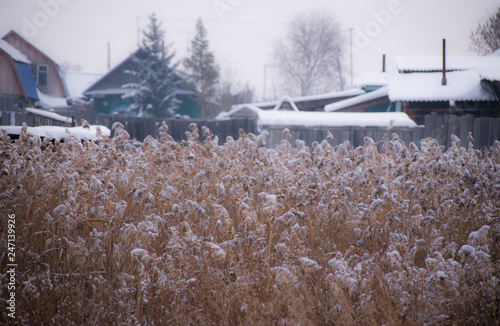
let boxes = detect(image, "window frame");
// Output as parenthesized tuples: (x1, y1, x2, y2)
(37, 64, 48, 87)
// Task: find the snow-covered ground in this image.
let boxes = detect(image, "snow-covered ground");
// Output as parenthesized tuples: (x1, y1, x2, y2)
(1, 123, 499, 325)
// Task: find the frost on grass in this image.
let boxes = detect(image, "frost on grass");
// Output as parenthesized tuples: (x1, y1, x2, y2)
(1, 125, 499, 325)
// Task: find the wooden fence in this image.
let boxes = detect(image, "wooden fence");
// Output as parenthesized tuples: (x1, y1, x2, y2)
(1, 109, 499, 149)
(0, 109, 256, 144)
(262, 125, 425, 149)
(263, 112, 500, 149)
(423, 112, 500, 150)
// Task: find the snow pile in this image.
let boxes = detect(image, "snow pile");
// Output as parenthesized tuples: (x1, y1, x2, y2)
(35, 90, 69, 109)
(1, 123, 499, 325)
(1, 123, 111, 141)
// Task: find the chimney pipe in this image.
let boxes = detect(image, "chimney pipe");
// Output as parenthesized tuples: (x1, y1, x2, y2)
(382, 54, 386, 73)
(441, 39, 447, 86)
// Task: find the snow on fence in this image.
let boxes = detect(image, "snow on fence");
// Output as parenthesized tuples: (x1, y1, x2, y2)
(25, 107, 74, 125)
(0, 108, 74, 127)
(1, 109, 499, 149)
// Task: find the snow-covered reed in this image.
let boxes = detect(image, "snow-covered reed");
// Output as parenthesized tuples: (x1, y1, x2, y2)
(1, 123, 499, 325)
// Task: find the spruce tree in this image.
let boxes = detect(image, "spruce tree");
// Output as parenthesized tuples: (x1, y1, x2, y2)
(124, 13, 180, 117)
(183, 19, 219, 118)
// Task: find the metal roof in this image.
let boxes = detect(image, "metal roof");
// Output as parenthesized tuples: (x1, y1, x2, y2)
(13, 61, 39, 100)
(393, 55, 500, 73)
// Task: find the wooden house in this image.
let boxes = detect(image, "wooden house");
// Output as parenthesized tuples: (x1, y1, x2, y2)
(388, 54, 500, 124)
(0, 38, 38, 109)
(84, 49, 200, 117)
(0, 30, 69, 110)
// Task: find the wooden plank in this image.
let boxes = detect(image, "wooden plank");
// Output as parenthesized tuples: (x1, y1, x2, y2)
(479, 118, 489, 149)
(424, 112, 436, 140)
(448, 115, 460, 147)
(442, 114, 450, 147)
(489, 118, 497, 149)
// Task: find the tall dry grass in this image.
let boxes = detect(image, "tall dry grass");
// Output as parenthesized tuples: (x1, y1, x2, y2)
(1, 123, 499, 325)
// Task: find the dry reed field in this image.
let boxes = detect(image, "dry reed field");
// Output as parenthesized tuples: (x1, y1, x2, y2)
(1, 122, 499, 325)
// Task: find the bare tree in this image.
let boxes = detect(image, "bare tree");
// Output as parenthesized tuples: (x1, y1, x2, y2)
(216, 66, 254, 111)
(273, 11, 344, 97)
(470, 7, 500, 55)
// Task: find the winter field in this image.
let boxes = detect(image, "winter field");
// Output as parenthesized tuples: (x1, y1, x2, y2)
(1, 122, 499, 325)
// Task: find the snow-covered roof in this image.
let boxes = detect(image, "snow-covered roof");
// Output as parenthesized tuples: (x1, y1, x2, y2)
(218, 104, 416, 129)
(0, 125, 111, 141)
(84, 88, 133, 96)
(36, 89, 69, 109)
(477, 67, 500, 82)
(387, 70, 498, 102)
(0, 39, 31, 63)
(353, 72, 388, 87)
(272, 96, 299, 111)
(64, 71, 103, 98)
(393, 55, 500, 72)
(324, 86, 389, 112)
(238, 88, 366, 109)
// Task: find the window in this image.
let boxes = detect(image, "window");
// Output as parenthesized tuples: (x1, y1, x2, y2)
(37, 64, 48, 87)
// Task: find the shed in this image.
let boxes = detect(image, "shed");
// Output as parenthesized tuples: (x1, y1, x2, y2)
(387, 70, 499, 124)
(218, 103, 416, 132)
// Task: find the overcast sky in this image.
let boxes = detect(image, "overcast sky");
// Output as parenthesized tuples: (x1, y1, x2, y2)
(0, 0, 498, 100)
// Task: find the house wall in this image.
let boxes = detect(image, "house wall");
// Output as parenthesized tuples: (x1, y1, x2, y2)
(90, 94, 134, 114)
(335, 96, 390, 113)
(403, 101, 449, 125)
(404, 100, 500, 125)
(2, 32, 67, 97)
(0, 50, 30, 110)
(176, 94, 202, 118)
(0, 50, 23, 96)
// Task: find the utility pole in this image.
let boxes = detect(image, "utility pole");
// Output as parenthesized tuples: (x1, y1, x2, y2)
(263, 64, 267, 100)
(442, 39, 447, 86)
(350, 27, 353, 88)
(107, 42, 111, 71)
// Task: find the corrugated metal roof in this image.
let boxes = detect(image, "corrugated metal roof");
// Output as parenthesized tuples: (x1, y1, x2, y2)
(477, 68, 500, 82)
(387, 70, 498, 102)
(393, 55, 500, 72)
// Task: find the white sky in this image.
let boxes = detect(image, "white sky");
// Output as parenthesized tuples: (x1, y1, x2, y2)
(0, 0, 498, 100)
